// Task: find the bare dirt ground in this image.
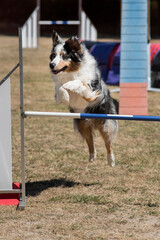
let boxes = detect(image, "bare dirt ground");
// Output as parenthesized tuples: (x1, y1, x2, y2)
(0, 35, 160, 240)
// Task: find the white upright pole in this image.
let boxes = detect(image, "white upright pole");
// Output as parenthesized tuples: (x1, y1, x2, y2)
(78, 0, 82, 38)
(86, 17, 90, 40)
(27, 18, 32, 48)
(37, 0, 40, 49)
(22, 25, 27, 48)
(0, 78, 12, 190)
(33, 10, 37, 48)
(81, 11, 86, 40)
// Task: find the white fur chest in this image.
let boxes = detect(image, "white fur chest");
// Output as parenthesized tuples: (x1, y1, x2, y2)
(51, 49, 98, 112)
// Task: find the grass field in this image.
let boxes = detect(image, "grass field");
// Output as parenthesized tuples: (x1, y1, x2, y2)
(0, 35, 160, 240)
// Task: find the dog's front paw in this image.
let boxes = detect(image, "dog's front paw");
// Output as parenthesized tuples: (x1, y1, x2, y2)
(107, 153, 115, 167)
(63, 81, 73, 91)
(63, 80, 81, 93)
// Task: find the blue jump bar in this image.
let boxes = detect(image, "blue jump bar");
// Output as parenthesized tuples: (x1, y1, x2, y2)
(52, 21, 67, 24)
(24, 111, 160, 122)
(39, 20, 80, 25)
(80, 113, 160, 122)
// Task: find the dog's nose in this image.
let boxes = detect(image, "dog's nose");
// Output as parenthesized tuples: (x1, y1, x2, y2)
(50, 62, 55, 69)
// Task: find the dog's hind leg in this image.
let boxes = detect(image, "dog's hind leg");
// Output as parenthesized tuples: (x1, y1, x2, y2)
(97, 120, 117, 167)
(74, 119, 96, 162)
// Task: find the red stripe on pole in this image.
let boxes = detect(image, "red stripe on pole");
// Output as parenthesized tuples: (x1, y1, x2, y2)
(119, 82, 148, 115)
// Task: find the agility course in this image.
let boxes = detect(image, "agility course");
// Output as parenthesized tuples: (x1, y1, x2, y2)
(0, 0, 160, 238)
(0, 32, 160, 240)
(0, 0, 159, 209)
(0, 33, 160, 238)
(1, 27, 160, 210)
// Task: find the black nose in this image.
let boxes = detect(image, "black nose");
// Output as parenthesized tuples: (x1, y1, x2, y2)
(50, 62, 55, 69)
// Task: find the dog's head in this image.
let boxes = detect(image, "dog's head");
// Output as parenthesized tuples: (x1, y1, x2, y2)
(49, 31, 84, 75)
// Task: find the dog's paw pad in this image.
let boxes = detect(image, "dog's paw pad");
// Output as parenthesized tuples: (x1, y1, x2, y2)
(107, 153, 115, 167)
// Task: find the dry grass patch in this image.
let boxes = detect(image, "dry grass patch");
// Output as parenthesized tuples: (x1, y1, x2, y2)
(0, 35, 160, 240)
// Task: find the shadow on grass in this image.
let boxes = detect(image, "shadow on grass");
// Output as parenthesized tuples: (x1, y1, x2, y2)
(26, 178, 98, 197)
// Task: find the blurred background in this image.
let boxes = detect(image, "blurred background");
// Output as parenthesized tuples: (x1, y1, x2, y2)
(0, 0, 160, 39)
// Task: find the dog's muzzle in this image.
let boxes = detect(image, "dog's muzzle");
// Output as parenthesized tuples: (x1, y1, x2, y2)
(50, 63, 68, 75)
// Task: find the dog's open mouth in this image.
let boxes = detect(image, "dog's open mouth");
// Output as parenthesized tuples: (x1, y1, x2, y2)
(52, 66, 68, 75)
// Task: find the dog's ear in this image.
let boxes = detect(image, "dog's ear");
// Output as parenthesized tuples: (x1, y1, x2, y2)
(64, 37, 84, 62)
(52, 30, 63, 47)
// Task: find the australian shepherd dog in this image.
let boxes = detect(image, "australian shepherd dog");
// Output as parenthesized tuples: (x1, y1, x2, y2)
(49, 31, 118, 167)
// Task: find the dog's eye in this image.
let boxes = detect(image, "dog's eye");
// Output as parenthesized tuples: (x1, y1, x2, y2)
(62, 54, 68, 60)
(50, 52, 56, 60)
